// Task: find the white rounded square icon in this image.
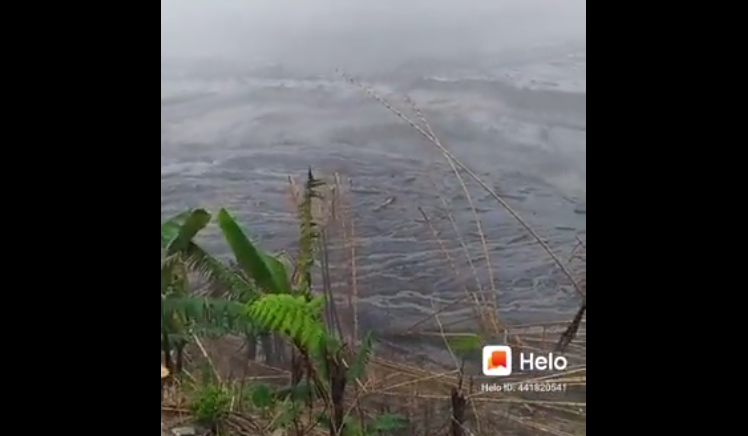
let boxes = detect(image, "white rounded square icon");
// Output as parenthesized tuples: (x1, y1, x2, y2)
(482, 345, 512, 376)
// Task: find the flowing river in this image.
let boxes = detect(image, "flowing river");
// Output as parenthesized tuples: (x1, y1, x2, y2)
(161, 43, 586, 340)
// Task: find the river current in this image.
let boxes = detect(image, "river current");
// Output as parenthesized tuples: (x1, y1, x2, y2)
(161, 42, 586, 337)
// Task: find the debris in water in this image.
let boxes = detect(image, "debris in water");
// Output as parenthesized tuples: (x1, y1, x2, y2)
(374, 196, 396, 212)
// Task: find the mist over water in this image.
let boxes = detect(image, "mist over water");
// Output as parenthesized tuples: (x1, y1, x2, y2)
(161, 0, 586, 334)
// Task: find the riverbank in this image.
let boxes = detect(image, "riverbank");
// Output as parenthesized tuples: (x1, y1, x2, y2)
(160, 317, 586, 436)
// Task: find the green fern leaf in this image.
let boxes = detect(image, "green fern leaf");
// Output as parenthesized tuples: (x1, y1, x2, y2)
(247, 294, 327, 352)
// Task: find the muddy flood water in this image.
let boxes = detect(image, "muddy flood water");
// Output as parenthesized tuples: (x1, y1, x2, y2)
(161, 42, 586, 350)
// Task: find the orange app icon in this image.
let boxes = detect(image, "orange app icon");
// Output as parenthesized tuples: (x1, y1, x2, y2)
(482, 346, 512, 376)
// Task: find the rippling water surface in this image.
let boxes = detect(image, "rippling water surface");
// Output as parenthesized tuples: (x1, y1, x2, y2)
(161, 43, 586, 335)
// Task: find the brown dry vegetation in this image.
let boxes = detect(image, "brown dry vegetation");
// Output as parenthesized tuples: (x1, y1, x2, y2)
(161, 81, 586, 436)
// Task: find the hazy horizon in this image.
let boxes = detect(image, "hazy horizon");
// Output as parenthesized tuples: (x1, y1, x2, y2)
(161, 0, 586, 71)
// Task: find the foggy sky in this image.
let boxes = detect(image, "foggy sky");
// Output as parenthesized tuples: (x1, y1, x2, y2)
(161, 0, 586, 69)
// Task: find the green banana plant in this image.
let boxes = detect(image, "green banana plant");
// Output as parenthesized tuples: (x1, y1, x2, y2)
(161, 209, 252, 371)
(160, 208, 295, 367)
(216, 208, 291, 295)
(216, 208, 293, 364)
(160, 205, 321, 369)
(162, 209, 256, 300)
(161, 209, 212, 372)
